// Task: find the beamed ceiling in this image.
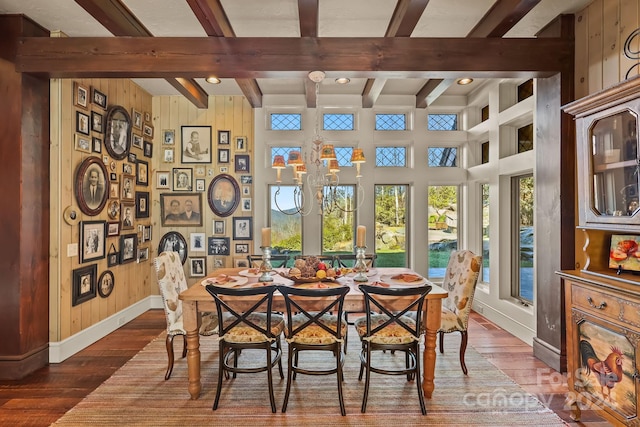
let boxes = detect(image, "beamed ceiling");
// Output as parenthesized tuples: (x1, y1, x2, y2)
(0, 0, 591, 109)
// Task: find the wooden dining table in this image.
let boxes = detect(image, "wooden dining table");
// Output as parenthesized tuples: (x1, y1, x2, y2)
(179, 266, 447, 400)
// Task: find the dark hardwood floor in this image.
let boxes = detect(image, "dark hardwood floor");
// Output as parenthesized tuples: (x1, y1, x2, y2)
(0, 310, 609, 426)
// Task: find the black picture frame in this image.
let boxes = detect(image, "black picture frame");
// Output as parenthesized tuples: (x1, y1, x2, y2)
(189, 257, 206, 277)
(79, 220, 106, 263)
(75, 156, 110, 216)
(98, 270, 114, 298)
(235, 154, 250, 172)
(121, 202, 135, 230)
(232, 217, 253, 240)
(181, 125, 212, 163)
(207, 173, 240, 217)
(107, 243, 119, 266)
(76, 111, 90, 135)
(119, 233, 138, 264)
(91, 87, 107, 109)
(72, 264, 97, 306)
(218, 130, 230, 145)
(136, 159, 149, 186)
(208, 237, 230, 256)
(143, 140, 153, 158)
(158, 231, 188, 265)
(91, 111, 103, 133)
(218, 148, 229, 163)
(135, 191, 149, 218)
(160, 193, 203, 227)
(107, 220, 120, 236)
(92, 136, 102, 153)
(104, 105, 131, 160)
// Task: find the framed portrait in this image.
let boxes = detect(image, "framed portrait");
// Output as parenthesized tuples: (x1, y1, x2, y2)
(214, 220, 225, 235)
(135, 191, 149, 218)
(163, 148, 174, 163)
(181, 125, 212, 164)
(74, 134, 91, 154)
(194, 166, 206, 177)
(195, 178, 206, 192)
(132, 133, 143, 149)
(190, 232, 206, 252)
(107, 199, 120, 220)
(137, 247, 150, 263)
(92, 136, 102, 153)
(121, 174, 135, 201)
(242, 185, 250, 196)
(208, 237, 230, 256)
(158, 231, 188, 264)
(74, 82, 88, 109)
(144, 111, 151, 123)
(119, 233, 138, 264)
(76, 111, 90, 135)
(123, 163, 133, 174)
(91, 87, 107, 109)
(218, 130, 230, 145)
(172, 167, 193, 191)
(219, 166, 228, 173)
(136, 159, 149, 186)
(143, 140, 153, 158)
(132, 109, 142, 130)
(156, 171, 170, 189)
(235, 154, 250, 173)
(190, 257, 206, 277)
(107, 221, 120, 236)
(232, 217, 253, 240)
(72, 264, 97, 306)
(163, 129, 175, 145)
(143, 124, 154, 138)
(235, 136, 247, 152)
(121, 202, 135, 230)
(91, 111, 103, 133)
(218, 148, 229, 163)
(235, 243, 249, 254)
(241, 197, 252, 212)
(107, 244, 120, 267)
(104, 105, 131, 160)
(234, 257, 249, 268)
(75, 156, 109, 216)
(241, 175, 252, 184)
(128, 152, 137, 163)
(98, 270, 114, 298)
(160, 193, 203, 227)
(207, 173, 240, 217)
(80, 220, 106, 263)
(108, 181, 119, 200)
(110, 172, 117, 181)
(214, 258, 224, 269)
(142, 225, 152, 242)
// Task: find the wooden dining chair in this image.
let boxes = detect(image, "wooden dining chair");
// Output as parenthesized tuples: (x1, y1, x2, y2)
(204, 284, 285, 413)
(355, 283, 433, 415)
(277, 284, 350, 416)
(247, 254, 291, 268)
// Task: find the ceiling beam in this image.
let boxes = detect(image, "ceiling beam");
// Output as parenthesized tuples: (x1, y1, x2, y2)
(75, 0, 208, 109)
(362, 78, 387, 109)
(415, 78, 455, 109)
(298, 0, 319, 106)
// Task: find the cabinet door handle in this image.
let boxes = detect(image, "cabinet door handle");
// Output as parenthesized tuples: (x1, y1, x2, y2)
(586, 296, 607, 310)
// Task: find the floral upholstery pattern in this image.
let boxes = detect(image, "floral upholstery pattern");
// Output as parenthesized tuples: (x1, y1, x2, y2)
(286, 313, 347, 344)
(354, 314, 418, 344)
(221, 313, 284, 343)
(439, 250, 482, 334)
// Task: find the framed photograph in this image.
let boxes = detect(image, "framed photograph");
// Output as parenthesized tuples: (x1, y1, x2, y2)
(107, 221, 120, 236)
(214, 258, 224, 269)
(121, 174, 135, 200)
(107, 243, 120, 267)
(194, 166, 206, 177)
(143, 140, 153, 158)
(218, 130, 230, 145)
(107, 199, 120, 220)
(242, 185, 250, 196)
(110, 172, 116, 181)
(104, 105, 131, 160)
(74, 134, 91, 154)
(190, 232, 206, 252)
(163, 129, 175, 145)
(214, 220, 225, 235)
(121, 202, 135, 230)
(144, 111, 151, 123)
(195, 178, 206, 192)
(136, 159, 149, 186)
(218, 148, 229, 163)
(207, 173, 240, 217)
(234, 257, 249, 268)
(172, 167, 193, 191)
(90, 111, 103, 134)
(241, 197, 252, 212)
(91, 87, 107, 109)
(119, 233, 138, 264)
(232, 217, 253, 240)
(241, 175, 252, 184)
(235, 243, 249, 254)
(137, 247, 150, 263)
(76, 111, 90, 135)
(73, 82, 88, 109)
(181, 125, 212, 163)
(160, 193, 203, 227)
(156, 171, 170, 189)
(92, 136, 102, 153)
(142, 225, 152, 242)
(132, 109, 142, 130)
(235, 136, 247, 152)
(80, 220, 106, 263)
(220, 166, 228, 173)
(72, 264, 97, 306)
(158, 231, 188, 264)
(98, 270, 114, 298)
(123, 163, 133, 174)
(128, 152, 137, 163)
(75, 156, 109, 216)
(132, 133, 143, 149)
(135, 191, 149, 218)
(235, 154, 250, 173)
(190, 257, 206, 277)
(143, 124, 154, 138)
(163, 148, 174, 163)
(208, 237, 230, 256)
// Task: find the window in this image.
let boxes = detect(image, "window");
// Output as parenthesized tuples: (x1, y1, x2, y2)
(481, 142, 489, 164)
(427, 185, 458, 278)
(323, 114, 353, 130)
(271, 146, 301, 165)
(428, 147, 457, 167)
(375, 114, 406, 130)
(428, 114, 457, 131)
(517, 79, 534, 102)
(517, 123, 533, 153)
(481, 183, 490, 282)
(512, 175, 534, 303)
(321, 185, 356, 254)
(375, 185, 408, 267)
(334, 147, 353, 167)
(375, 147, 406, 167)
(481, 105, 489, 122)
(269, 185, 302, 257)
(271, 113, 301, 130)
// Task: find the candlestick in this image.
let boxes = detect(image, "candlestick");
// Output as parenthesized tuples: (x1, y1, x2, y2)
(353, 245, 368, 282)
(356, 225, 366, 247)
(262, 227, 271, 247)
(258, 245, 274, 282)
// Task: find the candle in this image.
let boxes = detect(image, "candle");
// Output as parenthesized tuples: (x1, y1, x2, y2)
(356, 225, 366, 247)
(262, 227, 271, 247)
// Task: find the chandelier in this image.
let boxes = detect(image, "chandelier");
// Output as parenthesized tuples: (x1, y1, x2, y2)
(272, 71, 366, 216)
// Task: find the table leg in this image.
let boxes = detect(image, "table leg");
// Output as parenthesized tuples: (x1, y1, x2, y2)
(422, 298, 442, 398)
(182, 301, 202, 400)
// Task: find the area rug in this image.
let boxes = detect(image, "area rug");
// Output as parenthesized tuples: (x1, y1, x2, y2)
(52, 328, 566, 426)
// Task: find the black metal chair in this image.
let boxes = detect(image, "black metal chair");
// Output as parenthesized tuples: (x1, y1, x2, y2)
(334, 253, 377, 269)
(204, 284, 284, 413)
(354, 283, 432, 415)
(277, 284, 350, 415)
(247, 254, 291, 268)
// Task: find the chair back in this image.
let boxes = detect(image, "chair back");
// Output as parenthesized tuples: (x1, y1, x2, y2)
(153, 251, 188, 333)
(441, 250, 482, 330)
(247, 254, 291, 268)
(358, 284, 432, 340)
(335, 253, 377, 269)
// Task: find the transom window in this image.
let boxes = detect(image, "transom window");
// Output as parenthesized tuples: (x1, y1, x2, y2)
(376, 147, 406, 167)
(375, 114, 406, 130)
(323, 114, 353, 130)
(428, 114, 458, 131)
(271, 113, 301, 130)
(271, 146, 301, 164)
(428, 147, 457, 167)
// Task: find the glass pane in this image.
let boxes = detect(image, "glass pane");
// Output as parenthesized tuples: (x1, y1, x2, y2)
(269, 185, 302, 257)
(375, 185, 407, 267)
(323, 114, 353, 130)
(428, 185, 458, 278)
(375, 147, 406, 167)
(481, 142, 489, 164)
(517, 123, 533, 153)
(271, 113, 301, 130)
(517, 79, 534, 102)
(376, 114, 406, 130)
(481, 183, 490, 282)
(428, 147, 457, 167)
(513, 175, 534, 302)
(428, 114, 457, 131)
(321, 185, 355, 253)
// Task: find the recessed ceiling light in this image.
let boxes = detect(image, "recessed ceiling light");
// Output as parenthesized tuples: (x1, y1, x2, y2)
(457, 78, 473, 85)
(205, 76, 221, 84)
(335, 77, 350, 84)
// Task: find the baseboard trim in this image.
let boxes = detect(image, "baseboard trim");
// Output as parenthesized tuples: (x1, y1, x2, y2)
(532, 337, 564, 372)
(49, 295, 164, 363)
(471, 301, 535, 346)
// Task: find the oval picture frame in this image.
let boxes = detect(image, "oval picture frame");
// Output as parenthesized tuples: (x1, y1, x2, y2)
(98, 270, 115, 298)
(207, 173, 240, 217)
(158, 231, 188, 265)
(104, 105, 132, 160)
(75, 156, 110, 216)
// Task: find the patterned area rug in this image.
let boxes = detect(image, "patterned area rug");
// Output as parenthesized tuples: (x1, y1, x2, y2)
(52, 328, 566, 426)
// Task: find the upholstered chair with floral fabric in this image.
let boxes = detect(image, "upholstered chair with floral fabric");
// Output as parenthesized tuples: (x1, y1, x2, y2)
(153, 251, 218, 380)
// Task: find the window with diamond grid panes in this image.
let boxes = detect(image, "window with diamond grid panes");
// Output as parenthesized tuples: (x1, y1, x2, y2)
(428, 147, 457, 167)
(323, 114, 353, 130)
(517, 124, 533, 153)
(271, 146, 301, 164)
(375, 147, 406, 167)
(271, 113, 301, 130)
(376, 114, 406, 130)
(481, 142, 489, 164)
(428, 114, 458, 131)
(334, 147, 353, 167)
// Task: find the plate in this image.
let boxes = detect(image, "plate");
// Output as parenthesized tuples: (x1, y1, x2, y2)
(239, 268, 262, 278)
(201, 275, 248, 288)
(347, 268, 378, 277)
(378, 273, 426, 286)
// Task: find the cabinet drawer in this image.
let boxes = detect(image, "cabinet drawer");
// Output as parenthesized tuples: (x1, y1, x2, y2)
(571, 285, 621, 320)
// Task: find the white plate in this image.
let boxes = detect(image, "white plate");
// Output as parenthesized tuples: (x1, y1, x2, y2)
(347, 268, 378, 277)
(239, 268, 262, 278)
(201, 275, 248, 288)
(378, 273, 426, 286)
